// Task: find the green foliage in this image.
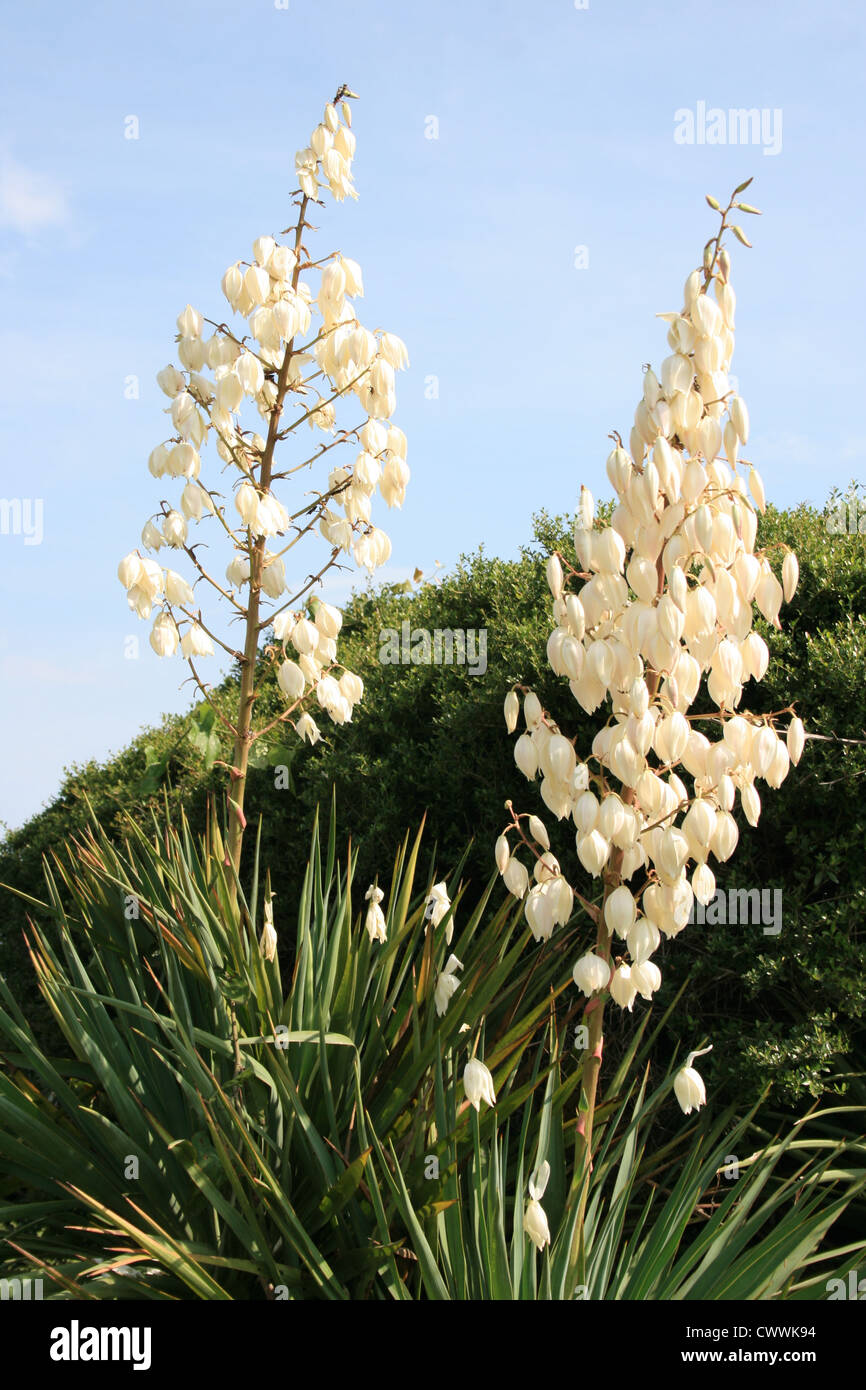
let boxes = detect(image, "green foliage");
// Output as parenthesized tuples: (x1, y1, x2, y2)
(673, 489, 866, 1104)
(1, 807, 862, 1299)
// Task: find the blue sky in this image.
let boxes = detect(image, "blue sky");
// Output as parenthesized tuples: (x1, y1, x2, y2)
(0, 0, 863, 830)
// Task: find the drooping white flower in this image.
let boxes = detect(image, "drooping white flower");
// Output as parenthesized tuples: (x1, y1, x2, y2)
(572, 951, 610, 996)
(314, 602, 342, 639)
(630, 958, 661, 1000)
(503, 855, 529, 899)
(339, 670, 363, 707)
(425, 882, 453, 943)
(163, 511, 188, 549)
(261, 556, 286, 599)
(117, 552, 143, 590)
(170, 391, 197, 438)
(525, 882, 557, 942)
(165, 570, 195, 607)
(156, 364, 185, 398)
(290, 618, 319, 656)
(277, 659, 305, 701)
(226, 554, 250, 589)
(141, 520, 164, 552)
(604, 885, 637, 938)
(434, 954, 463, 1017)
(364, 884, 387, 944)
(379, 333, 409, 370)
(180, 623, 213, 658)
(295, 712, 321, 745)
(181, 481, 210, 522)
(463, 1057, 496, 1113)
(149, 612, 178, 658)
(674, 1045, 713, 1115)
(523, 1160, 551, 1251)
(610, 963, 638, 1012)
(340, 255, 364, 297)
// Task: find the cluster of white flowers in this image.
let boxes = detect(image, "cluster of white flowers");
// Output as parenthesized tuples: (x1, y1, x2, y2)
(117, 91, 409, 743)
(496, 228, 805, 1111)
(272, 600, 362, 740)
(295, 94, 359, 204)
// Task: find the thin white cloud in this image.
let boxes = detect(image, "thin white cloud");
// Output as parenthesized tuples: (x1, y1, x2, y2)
(0, 156, 68, 232)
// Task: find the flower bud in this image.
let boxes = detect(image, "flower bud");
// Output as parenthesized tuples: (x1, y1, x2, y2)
(494, 835, 510, 875)
(235, 484, 259, 527)
(176, 304, 203, 337)
(787, 717, 805, 766)
(528, 814, 550, 850)
(222, 264, 243, 308)
(546, 554, 564, 600)
(692, 862, 716, 905)
(260, 902, 278, 962)
(524, 691, 542, 729)
(729, 395, 749, 444)
(711, 810, 738, 862)
(748, 468, 766, 514)
(514, 734, 538, 781)
(782, 551, 799, 603)
(740, 782, 761, 827)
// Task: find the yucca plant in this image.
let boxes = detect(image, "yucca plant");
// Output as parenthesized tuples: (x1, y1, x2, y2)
(0, 801, 579, 1298)
(375, 989, 866, 1300)
(1, 802, 863, 1299)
